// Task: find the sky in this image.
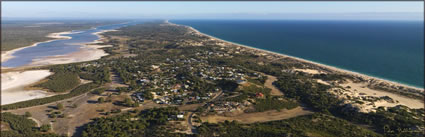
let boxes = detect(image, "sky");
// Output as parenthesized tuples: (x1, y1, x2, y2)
(2, 2, 424, 20)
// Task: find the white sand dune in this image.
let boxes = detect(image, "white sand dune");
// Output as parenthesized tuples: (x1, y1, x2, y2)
(293, 68, 324, 74)
(1, 70, 53, 105)
(341, 81, 424, 109)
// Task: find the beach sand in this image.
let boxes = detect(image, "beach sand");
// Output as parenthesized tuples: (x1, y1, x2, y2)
(1, 70, 53, 105)
(28, 44, 111, 66)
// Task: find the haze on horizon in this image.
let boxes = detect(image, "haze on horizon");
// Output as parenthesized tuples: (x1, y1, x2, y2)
(2, 1, 424, 21)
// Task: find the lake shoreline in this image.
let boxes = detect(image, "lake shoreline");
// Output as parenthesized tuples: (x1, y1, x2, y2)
(1, 31, 73, 66)
(1, 29, 117, 69)
(167, 20, 424, 91)
(26, 29, 117, 67)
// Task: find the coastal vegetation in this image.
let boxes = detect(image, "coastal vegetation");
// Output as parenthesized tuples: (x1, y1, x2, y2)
(1, 112, 63, 137)
(253, 97, 299, 112)
(198, 113, 382, 137)
(35, 72, 80, 92)
(81, 107, 185, 137)
(274, 74, 424, 137)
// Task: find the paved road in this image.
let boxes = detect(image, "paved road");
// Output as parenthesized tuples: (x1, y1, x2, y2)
(187, 112, 196, 133)
(185, 91, 223, 134)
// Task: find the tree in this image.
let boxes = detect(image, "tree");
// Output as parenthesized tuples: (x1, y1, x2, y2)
(98, 97, 105, 103)
(143, 91, 153, 100)
(24, 111, 32, 117)
(40, 124, 51, 132)
(56, 103, 64, 110)
(124, 97, 132, 107)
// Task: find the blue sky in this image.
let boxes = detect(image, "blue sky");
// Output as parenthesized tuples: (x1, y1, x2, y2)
(2, 2, 424, 20)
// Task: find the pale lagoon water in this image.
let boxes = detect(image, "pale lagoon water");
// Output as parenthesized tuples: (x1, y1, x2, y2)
(2, 22, 139, 68)
(172, 20, 424, 88)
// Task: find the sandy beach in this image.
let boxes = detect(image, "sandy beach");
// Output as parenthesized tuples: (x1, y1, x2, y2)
(169, 21, 423, 91)
(1, 70, 53, 105)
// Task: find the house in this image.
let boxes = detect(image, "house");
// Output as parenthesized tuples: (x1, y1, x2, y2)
(236, 79, 246, 84)
(256, 92, 264, 98)
(177, 114, 184, 119)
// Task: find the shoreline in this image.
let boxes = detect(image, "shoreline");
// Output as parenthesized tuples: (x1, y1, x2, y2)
(1, 29, 116, 69)
(25, 29, 117, 67)
(167, 21, 424, 91)
(1, 31, 73, 64)
(1, 70, 53, 105)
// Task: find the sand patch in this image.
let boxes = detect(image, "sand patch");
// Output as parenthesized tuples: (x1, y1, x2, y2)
(339, 81, 423, 111)
(1, 70, 53, 105)
(28, 44, 111, 66)
(316, 79, 330, 85)
(264, 75, 284, 96)
(293, 68, 324, 74)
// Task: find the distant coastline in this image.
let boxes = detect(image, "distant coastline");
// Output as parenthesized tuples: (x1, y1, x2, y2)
(168, 20, 424, 91)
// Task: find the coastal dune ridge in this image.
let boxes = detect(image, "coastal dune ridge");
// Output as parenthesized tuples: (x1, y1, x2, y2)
(167, 20, 424, 91)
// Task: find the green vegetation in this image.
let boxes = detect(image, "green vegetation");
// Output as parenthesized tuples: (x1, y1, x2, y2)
(113, 97, 139, 107)
(91, 88, 106, 95)
(36, 72, 80, 92)
(216, 80, 239, 92)
(274, 75, 336, 113)
(253, 97, 299, 112)
(273, 74, 424, 137)
(24, 112, 32, 117)
(1, 112, 62, 137)
(81, 107, 185, 137)
(198, 113, 382, 137)
(78, 66, 111, 84)
(56, 103, 64, 110)
(241, 85, 271, 97)
(97, 97, 105, 103)
(39, 124, 51, 132)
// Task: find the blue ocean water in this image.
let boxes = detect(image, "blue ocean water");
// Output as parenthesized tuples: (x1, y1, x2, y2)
(171, 20, 424, 88)
(2, 22, 140, 68)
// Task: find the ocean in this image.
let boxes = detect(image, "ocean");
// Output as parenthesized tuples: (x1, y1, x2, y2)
(171, 20, 424, 88)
